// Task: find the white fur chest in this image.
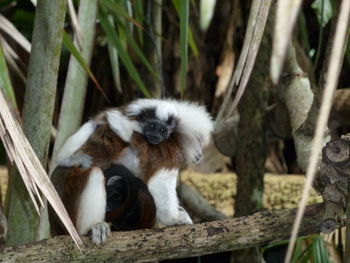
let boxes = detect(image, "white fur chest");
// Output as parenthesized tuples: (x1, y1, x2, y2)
(116, 148, 140, 176)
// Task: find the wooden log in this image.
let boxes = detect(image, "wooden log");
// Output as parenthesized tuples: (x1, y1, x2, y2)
(0, 203, 344, 262)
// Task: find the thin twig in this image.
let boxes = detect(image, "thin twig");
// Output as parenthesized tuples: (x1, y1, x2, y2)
(67, 0, 83, 50)
(0, 14, 31, 52)
(215, 0, 272, 127)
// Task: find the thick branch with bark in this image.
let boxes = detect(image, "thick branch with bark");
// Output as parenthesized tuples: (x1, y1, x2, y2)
(0, 203, 344, 262)
(277, 44, 325, 172)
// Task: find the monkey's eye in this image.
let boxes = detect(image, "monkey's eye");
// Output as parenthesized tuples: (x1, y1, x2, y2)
(148, 123, 154, 129)
(160, 128, 165, 132)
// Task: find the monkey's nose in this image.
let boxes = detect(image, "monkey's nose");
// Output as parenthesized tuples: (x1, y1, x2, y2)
(146, 134, 162, 144)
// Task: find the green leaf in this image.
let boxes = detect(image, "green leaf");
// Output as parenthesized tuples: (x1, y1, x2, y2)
(107, 16, 122, 93)
(178, 0, 189, 96)
(261, 239, 289, 252)
(62, 31, 109, 102)
(0, 42, 17, 108)
(188, 27, 199, 57)
(100, 0, 144, 30)
(134, 0, 144, 45)
(311, 0, 333, 27)
(172, 0, 199, 57)
(125, 29, 158, 77)
(299, 241, 313, 263)
(291, 237, 303, 263)
(99, 12, 151, 98)
(313, 236, 330, 263)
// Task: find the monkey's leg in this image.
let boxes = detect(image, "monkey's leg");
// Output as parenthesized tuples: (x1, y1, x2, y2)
(76, 167, 111, 244)
(148, 169, 192, 225)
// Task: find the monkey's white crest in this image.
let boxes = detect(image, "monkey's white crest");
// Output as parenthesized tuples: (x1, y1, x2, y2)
(168, 99, 213, 165)
(126, 99, 179, 121)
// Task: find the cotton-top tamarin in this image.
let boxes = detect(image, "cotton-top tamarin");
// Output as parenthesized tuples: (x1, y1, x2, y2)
(49, 99, 213, 244)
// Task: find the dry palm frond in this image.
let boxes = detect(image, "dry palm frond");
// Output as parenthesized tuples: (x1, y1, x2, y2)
(284, 0, 350, 262)
(0, 14, 31, 53)
(0, 89, 83, 248)
(0, 36, 26, 83)
(0, 14, 31, 82)
(215, 0, 272, 127)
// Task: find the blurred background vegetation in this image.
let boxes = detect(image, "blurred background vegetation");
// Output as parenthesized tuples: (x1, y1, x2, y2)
(0, 0, 350, 262)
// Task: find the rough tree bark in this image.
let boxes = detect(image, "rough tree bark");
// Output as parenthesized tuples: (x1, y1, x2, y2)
(0, 203, 342, 263)
(315, 135, 350, 234)
(277, 43, 321, 173)
(231, 1, 272, 262)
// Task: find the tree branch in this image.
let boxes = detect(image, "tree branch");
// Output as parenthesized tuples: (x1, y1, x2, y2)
(0, 203, 344, 262)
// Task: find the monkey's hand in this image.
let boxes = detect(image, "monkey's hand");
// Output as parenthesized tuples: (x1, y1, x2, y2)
(177, 206, 193, 224)
(61, 153, 93, 168)
(190, 149, 203, 165)
(90, 222, 111, 245)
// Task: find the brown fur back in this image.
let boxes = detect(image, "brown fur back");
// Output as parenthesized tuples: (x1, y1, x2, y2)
(80, 124, 128, 169)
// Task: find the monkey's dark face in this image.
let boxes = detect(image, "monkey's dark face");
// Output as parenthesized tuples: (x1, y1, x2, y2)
(143, 119, 175, 144)
(138, 108, 177, 144)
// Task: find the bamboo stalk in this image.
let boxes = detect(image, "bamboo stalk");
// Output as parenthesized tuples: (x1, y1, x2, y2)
(144, 0, 163, 98)
(50, 0, 99, 170)
(5, 0, 68, 246)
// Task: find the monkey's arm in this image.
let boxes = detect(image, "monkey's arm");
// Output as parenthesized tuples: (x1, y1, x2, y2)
(56, 121, 97, 168)
(147, 169, 192, 226)
(49, 166, 110, 244)
(56, 109, 137, 169)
